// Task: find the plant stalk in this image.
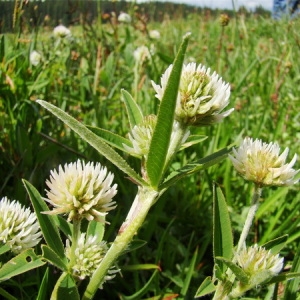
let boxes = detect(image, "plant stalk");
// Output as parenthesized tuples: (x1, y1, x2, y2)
(82, 186, 158, 299)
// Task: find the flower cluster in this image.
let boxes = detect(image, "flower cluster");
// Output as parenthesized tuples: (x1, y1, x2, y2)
(149, 30, 161, 40)
(236, 244, 283, 284)
(44, 160, 118, 222)
(53, 25, 72, 39)
(152, 63, 232, 126)
(30, 50, 42, 66)
(0, 197, 42, 253)
(118, 12, 131, 23)
(66, 233, 118, 283)
(229, 137, 299, 186)
(124, 115, 157, 159)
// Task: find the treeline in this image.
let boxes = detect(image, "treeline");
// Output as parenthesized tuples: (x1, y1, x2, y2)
(0, 0, 270, 33)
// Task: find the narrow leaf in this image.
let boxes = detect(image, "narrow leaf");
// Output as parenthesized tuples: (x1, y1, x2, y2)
(37, 100, 146, 187)
(195, 276, 216, 298)
(181, 247, 198, 296)
(23, 180, 66, 261)
(0, 244, 10, 256)
(121, 270, 158, 300)
(87, 126, 131, 152)
(121, 89, 144, 129)
(36, 267, 50, 300)
(213, 186, 233, 273)
(262, 235, 288, 255)
(87, 220, 105, 243)
(0, 287, 18, 300)
(121, 264, 161, 271)
(0, 249, 45, 282)
(160, 147, 231, 190)
(146, 33, 191, 188)
(41, 245, 68, 271)
(215, 257, 249, 284)
(51, 272, 80, 300)
(268, 272, 300, 285)
(284, 242, 300, 300)
(56, 215, 73, 238)
(179, 135, 207, 151)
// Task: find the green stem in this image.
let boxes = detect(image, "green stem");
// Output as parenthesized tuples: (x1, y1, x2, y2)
(69, 219, 81, 269)
(236, 185, 262, 253)
(82, 186, 158, 300)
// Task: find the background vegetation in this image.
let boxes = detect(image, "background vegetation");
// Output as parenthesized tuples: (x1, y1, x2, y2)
(0, 0, 299, 299)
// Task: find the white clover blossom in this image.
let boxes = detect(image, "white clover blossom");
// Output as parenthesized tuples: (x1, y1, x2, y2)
(124, 117, 189, 159)
(0, 197, 42, 253)
(118, 12, 131, 23)
(66, 233, 119, 284)
(134, 45, 151, 63)
(44, 160, 117, 222)
(124, 115, 157, 158)
(229, 137, 299, 186)
(149, 30, 161, 40)
(30, 50, 42, 66)
(53, 25, 72, 38)
(236, 244, 283, 284)
(152, 62, 233, 126)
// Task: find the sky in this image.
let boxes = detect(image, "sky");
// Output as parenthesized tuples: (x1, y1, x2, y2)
(135, 0, 273, 11)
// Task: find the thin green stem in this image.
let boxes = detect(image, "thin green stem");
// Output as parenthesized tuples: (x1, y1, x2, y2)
(82, 187, 158, 300)
(236, 185, 262, 253)
(69, 218, 81, 270)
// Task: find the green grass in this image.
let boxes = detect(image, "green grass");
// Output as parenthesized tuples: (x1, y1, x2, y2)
(0, 8, 299, 299)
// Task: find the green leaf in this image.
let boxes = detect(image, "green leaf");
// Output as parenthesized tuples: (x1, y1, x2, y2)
(0, 249, 45, 282)
(267, 272, 300, 285)
(146, 33, 191, 188)
(120, 270, 159, 300)
(87, 126, 131, 152)
(51, 272, 80, 300)
(36, 267, 50, 300)
(0, 244, 10, 256)
(213, 186, 233, 273)
(23, 180, 66, 262)
(121, 89, 144, 129)
(283, 242, 300, 300)
(121, 264, 161, 271)
(181, 247, 198, 296)
(262, 235, 288, 255)
(56, 215, 73, 238)
(41, 245, 68, 271)
(37, 100, 146, 187)
(0, 287, 18, 300)
(215, 257, 249, 284)
(194, 276, 216, 298)
(87, 220, 105, 243)
(160, 146, 231, 190)
(179, 135, 208, 151)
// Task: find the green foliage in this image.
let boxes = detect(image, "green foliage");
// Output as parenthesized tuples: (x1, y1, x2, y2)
(0, 5, 299, 300)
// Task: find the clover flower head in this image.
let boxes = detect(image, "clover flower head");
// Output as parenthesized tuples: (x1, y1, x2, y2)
(123, 115, 157, 159)
(236, 244, 283, 285)
(45, 160, 118, 222)
(151, 62, 233, 126)
(53, 25, 71, 38)
(0, 197, 42, 253)
(66, 233, 119, 284)
(229, 137, 299, 186)
(134, 45, 151, 63)
(149, 30, 161, 40)
(118, 12, 131, 23)
(30, 50, 42, 66)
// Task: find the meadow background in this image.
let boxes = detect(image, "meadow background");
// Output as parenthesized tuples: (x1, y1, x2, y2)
(0, 0, 299, 299)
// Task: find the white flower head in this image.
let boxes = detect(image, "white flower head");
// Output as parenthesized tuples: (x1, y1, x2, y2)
(124, 115, 157, 159)
(66, 233, 119, 284)
(44, 160, 118, 222)
(152, 63, 233, 126)
(149, 30, 161, 40)
(134, 45, 151, 63)
(118, 12, 131, 23)
(30, 50, 42, 66)
(0, 197, 42, 253)
(236, 244, 283, 285)
(53, 25, 72, 38)
(229, 137, 299, 186)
